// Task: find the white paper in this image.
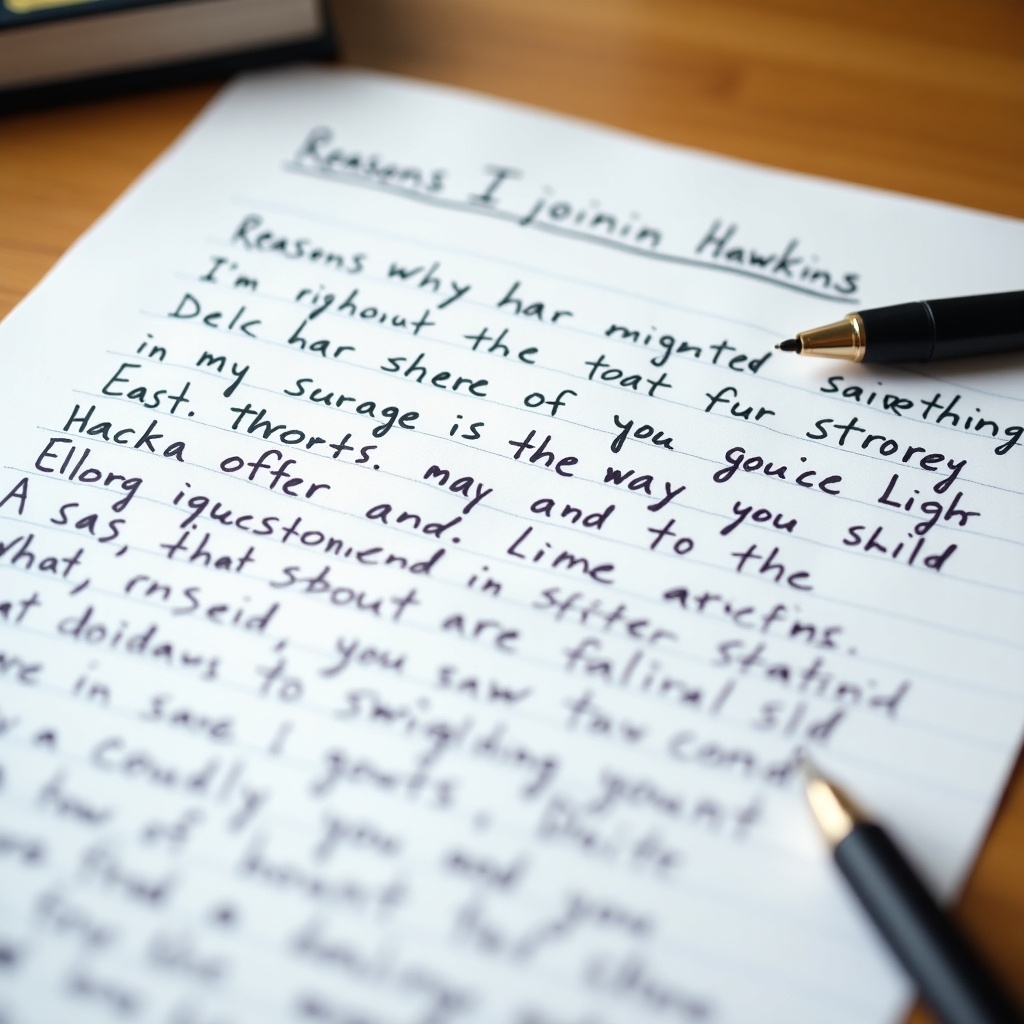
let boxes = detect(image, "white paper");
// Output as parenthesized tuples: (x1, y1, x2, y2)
(0, 66, 1022, 1024)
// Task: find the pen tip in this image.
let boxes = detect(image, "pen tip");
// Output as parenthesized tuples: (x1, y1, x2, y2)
(777, 338, 801, 352)
(798, 753, 823, 787)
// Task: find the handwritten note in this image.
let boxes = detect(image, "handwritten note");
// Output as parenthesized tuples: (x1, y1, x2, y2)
(1, 67, 1022, 1024)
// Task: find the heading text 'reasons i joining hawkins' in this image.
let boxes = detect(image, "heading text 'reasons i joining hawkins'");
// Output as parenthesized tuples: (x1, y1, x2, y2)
(285, 127, 862, 302)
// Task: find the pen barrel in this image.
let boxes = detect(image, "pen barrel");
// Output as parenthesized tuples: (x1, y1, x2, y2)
(859, 291, 1024, 362)
(835, 824, 1022, 1024)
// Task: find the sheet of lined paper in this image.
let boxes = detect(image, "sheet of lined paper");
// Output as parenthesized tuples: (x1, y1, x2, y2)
(0, 67, 1021, 1024)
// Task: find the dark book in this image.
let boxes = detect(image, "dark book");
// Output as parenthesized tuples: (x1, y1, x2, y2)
(0, 0, 336, 111)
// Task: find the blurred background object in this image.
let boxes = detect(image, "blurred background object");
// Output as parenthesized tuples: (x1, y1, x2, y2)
(0, 0, 334, 110)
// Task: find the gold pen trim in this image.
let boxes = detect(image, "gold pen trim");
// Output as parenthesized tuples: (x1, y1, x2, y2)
(801, 758, 864, 847)
(795, 313, 866, 362)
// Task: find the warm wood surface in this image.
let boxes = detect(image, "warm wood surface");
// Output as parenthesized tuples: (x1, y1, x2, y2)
(1, 1, 1022, 1020)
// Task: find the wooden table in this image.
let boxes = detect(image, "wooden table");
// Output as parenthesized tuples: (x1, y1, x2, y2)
(1, 1, 1022, 1019)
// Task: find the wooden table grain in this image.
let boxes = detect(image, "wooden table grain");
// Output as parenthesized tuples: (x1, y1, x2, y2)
(1, 2, 1022, 1021)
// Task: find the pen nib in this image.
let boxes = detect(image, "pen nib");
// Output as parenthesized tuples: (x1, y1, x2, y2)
(797, 752, 818, 783)
(777, 338, 801, 352)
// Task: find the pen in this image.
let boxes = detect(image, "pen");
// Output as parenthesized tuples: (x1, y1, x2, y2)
(778, 290, 1024, 363)
(802, 760, 1024, 1024)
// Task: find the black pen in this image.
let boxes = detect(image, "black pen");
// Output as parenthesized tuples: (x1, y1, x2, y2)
(802, 760, 1023, 1024)
(778, 290, 1024, 363)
